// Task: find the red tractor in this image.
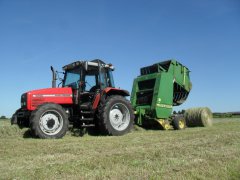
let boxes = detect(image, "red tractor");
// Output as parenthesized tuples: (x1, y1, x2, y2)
(11, 59, 134, 139)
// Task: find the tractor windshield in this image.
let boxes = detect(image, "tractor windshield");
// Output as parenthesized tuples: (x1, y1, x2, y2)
(63, 68, 80, 89)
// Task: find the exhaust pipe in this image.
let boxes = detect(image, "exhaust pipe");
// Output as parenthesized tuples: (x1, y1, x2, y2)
(51, 66, 57, 88)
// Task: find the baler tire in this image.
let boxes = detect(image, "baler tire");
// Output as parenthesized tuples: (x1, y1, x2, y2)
(30, 103, 69, 139)
(99, 95, 134, 136)
(172, 115, 186, 130)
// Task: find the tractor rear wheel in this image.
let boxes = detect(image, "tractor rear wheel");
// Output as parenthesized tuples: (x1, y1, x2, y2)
(172, 115, 186, 130)
(99, 95, 134, 136)
(30, 103, 69, 139)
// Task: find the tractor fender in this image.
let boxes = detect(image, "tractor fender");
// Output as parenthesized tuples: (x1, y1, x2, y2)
(92, 88, 130, 110)
(103, 87, 130, 97)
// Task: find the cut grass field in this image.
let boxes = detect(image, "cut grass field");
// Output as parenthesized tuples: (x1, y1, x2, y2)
(0, 118, 240, 180)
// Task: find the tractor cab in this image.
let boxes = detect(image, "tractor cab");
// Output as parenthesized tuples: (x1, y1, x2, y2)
(62, 60, 115, 109)
(62, 59, 115, 91)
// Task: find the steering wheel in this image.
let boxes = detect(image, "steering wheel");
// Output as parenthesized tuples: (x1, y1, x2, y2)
(89, 85, 100, 93)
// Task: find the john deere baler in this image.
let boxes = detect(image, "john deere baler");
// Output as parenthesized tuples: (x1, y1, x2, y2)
(130, 60, 192, 130)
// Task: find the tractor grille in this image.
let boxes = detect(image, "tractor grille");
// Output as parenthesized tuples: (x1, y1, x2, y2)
(21, 93, 27, 108)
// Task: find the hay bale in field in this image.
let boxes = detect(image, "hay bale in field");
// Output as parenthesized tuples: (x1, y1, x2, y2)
(184, 107, 213, 127)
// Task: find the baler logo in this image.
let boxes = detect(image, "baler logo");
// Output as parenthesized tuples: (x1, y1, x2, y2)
(156, 104, 173, 109)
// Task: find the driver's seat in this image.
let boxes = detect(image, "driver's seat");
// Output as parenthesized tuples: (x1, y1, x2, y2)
(79, 88, 100, 111)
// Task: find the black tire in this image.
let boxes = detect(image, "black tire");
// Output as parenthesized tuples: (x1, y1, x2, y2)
(11, 108, 21, 125)
(30, 103, 69, 139)
(172, 115, 186, 130)
(11, 108, 30, 128)
(99, 95, 134, 136)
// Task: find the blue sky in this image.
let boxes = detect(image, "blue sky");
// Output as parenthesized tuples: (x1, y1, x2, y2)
(0, 0, 239, 117)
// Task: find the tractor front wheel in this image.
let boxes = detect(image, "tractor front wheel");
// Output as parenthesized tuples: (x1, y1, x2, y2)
(99, 95, 134, 136)
(30, 103, 69, 139)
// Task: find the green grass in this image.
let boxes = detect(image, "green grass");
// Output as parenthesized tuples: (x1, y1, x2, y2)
(0, 118, 240, 180)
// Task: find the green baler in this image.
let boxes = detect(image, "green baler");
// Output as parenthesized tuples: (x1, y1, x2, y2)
(130, 60, 192, 130)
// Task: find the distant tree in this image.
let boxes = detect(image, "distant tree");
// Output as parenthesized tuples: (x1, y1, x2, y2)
(181, 109, 186, 114)
(173, 111, 177, 114)
(0, 116, 7, 119)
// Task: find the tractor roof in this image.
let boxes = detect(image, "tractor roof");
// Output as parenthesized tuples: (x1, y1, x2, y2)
(62, 59, 114, 71)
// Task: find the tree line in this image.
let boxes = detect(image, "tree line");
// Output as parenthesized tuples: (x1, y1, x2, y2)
(0, 115, 8, 120)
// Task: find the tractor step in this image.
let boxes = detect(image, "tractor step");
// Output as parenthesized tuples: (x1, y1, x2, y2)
(81, 124, 95, 127)
(81, 111, 94, 115)
(81, 118, 94, 121)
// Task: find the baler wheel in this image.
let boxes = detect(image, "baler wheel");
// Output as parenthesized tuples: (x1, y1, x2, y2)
(30, 103, 69, 139)
(172, 115, 186, 130)
(99, 95, 134, 136)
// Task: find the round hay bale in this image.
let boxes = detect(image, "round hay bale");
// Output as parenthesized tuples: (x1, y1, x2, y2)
(184, 107, 213, 127)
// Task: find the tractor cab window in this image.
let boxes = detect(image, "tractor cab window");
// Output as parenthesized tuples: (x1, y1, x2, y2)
(107, 70, 115, 88)
(63, 68, 80, 89)
(85, 74, 98, 92)
(98, 66, 115, 89)
(83, 65, 100, 92)
(81, 64, 116, 91)
(99, 67, 107, 89)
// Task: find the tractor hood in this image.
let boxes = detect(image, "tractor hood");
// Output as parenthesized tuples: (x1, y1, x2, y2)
(23, 87, 73, 111)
